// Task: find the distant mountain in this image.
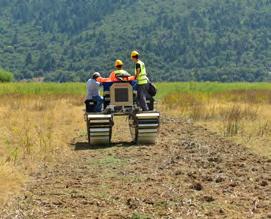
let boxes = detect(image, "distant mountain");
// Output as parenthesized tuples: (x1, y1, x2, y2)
(0, 0, 270, 82)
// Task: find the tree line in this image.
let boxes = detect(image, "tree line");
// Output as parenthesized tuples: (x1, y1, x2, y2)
(0, 0, 270, 82)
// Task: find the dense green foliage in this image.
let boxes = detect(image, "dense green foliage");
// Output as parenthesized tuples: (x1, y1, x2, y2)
(0, 69, 13, 82)
(0, 0, 271, 82)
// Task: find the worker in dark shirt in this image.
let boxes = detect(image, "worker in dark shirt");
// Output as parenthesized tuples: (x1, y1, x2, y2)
(131, 51, 150, 111)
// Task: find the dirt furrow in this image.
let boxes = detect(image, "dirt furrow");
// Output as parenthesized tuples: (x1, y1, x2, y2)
(2, 117, 271, 219)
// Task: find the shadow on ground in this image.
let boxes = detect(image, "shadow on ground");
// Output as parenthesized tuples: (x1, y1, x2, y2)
(72, 141, 135, 150)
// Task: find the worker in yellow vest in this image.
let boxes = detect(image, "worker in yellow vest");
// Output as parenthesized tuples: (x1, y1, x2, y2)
(131, 51, 150, 111)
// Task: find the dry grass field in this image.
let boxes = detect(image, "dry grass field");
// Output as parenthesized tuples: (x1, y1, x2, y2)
(0, 94, 85, 206)
(0, 82, 270, 218)
(162, 89, 271, 158)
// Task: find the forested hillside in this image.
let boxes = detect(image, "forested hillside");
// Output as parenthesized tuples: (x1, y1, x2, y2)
(0, 0, 271, 82)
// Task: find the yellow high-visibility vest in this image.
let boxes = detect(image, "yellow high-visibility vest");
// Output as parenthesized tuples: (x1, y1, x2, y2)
(135, 60, 148, 85)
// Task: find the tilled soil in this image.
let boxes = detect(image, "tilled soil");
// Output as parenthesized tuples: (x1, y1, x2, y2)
(2, 116, 271, 219)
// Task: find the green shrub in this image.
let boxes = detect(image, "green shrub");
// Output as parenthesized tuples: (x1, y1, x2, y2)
(0, 69, 14, 82)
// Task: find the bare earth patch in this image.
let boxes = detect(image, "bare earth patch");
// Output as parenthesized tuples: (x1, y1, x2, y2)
(1, 116, 271, 218)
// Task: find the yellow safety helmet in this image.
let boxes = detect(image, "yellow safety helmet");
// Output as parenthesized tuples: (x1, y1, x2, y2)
(131, 50, 139, 58)
(115, 59, 123, 67)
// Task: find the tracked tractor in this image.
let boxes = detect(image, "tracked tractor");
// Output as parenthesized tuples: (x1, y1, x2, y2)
(85, 80, 160, 145)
